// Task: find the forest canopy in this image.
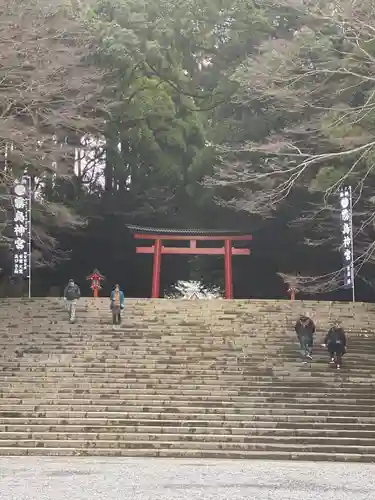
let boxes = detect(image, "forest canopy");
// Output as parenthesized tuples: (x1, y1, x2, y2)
(1, 0, 374, 300)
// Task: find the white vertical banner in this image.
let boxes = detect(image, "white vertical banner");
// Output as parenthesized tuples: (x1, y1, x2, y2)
(339, 186, 354, 300)
(12, 177, 32, 297)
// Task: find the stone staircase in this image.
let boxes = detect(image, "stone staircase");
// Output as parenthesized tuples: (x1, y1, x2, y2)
(0, 297, 374, 461)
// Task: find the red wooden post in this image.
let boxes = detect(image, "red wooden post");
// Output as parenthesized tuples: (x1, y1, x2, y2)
(151, 238, 162, 298)
(224, 239, 233, 299)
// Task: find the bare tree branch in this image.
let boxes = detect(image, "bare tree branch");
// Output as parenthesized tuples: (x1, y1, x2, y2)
(0, 0, 116, 265)
(206, 0, 375, 292)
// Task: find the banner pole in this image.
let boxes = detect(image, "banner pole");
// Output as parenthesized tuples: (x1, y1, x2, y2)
(28, 176, 32, 299)
(349, 186, 355, 303)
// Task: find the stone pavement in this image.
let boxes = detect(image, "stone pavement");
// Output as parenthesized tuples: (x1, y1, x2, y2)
(0, 457, 374, 500)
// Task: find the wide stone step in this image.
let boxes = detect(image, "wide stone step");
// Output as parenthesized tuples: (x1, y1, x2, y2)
(2, 356, 374, 368)
(0, 320, 366, 329)
(1, 330, 372, 338)
(1, 389, 375, 400)
(1, 416, 374, 429)
(1, 398, 375, 411)
(0, 323, 371, 332)
(0, 446, 374, 462)
(2, 401, 374, 413)
(6, 347, 372, 354)
(0, 432, 374, 447)
(2, 306, 364, 314)
(1, 381, 375, 393)
(1, 424, 375, 437)
(1, 408, 374, 420)
(1, 350, 373, 363)
(2, 372, 375, 384)
(0, 297, 371, 311)
(2, 395, 374, 406)
(5, 369, 374, 379)
(3, 326, 372, 335)
(0, 380, 375, 397)
(1, 343, 358, 352)
(1, 342, 373, 353)
(2, 345, 371, 353)
(0, 304, 357, 316)
(0, 335, 372, 344)
(1, 363, 373, 375)
(2, 308, 372, 316)
(1, 380, 375, 393)
(0, 439, 374, 455)
(1, 351, 373, 361)
(0, 323, 372, 331)
(2, 349, 373, 361)
(3, 389, 375, 402)
(1, 362, 374, 374)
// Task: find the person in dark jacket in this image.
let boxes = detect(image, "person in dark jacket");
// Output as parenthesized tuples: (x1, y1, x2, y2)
(323, 321, 347, 370)
(295, 314, 315, 361)
(63, 279, 81, 323)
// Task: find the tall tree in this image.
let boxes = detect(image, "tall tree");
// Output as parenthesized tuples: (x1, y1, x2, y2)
(209, 0, 375, 292)
(0, 0, 114, 269)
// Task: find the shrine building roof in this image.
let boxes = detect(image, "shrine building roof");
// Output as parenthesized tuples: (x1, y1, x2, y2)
(127, 225, 251, 237)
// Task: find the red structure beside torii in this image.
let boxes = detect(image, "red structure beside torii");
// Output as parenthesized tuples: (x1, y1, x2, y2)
(128, 225, 252, 299)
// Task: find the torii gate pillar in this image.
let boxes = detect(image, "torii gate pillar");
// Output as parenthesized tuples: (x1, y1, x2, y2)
(151, 239, 162, 299)
(224, 239, 233, 299)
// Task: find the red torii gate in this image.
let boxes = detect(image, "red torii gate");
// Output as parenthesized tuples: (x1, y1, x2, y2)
(128, 226, 252, 299)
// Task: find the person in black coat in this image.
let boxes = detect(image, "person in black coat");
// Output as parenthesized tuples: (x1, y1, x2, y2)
(295, 315, 315, 361)
(323, 322, 347, 370)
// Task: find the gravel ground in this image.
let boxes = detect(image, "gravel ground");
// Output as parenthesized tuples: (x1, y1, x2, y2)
(0, 457, 374, 500)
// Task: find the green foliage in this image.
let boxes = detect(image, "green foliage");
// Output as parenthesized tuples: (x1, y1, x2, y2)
(309, 166, 346, 192)
(205, 0, 375, 292)
(7, 0, 373, 298)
